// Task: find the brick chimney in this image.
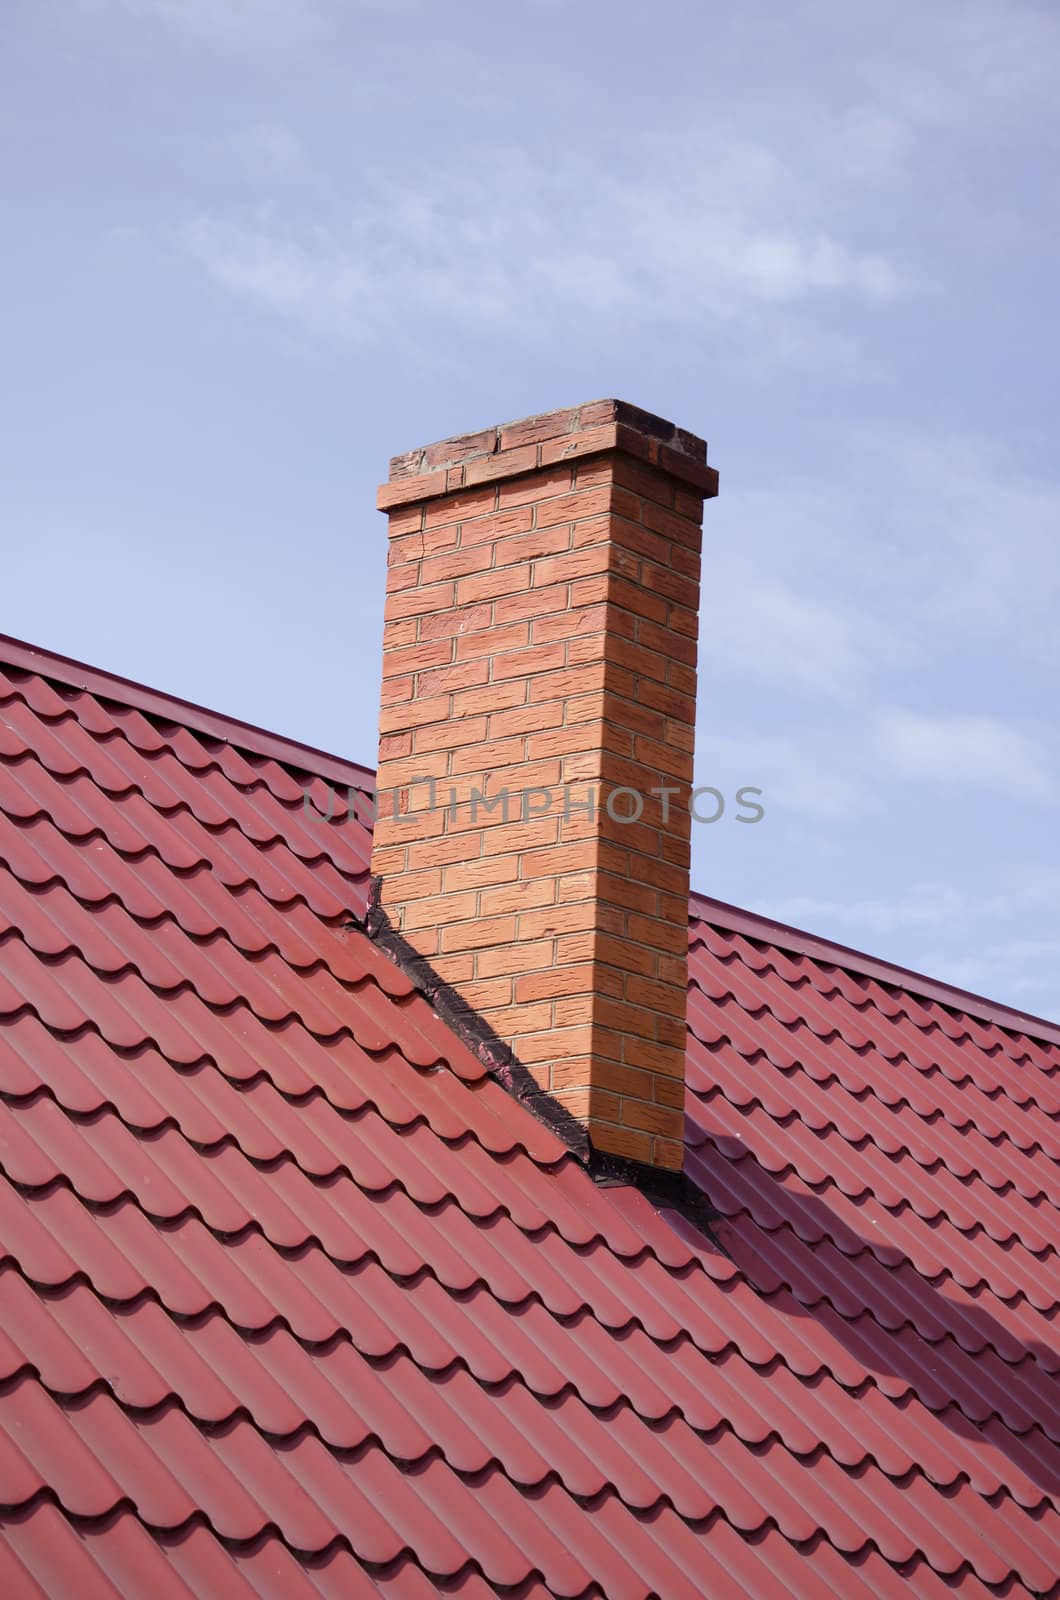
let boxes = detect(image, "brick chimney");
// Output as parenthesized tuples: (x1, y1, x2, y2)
(370, 400, 717, 1171)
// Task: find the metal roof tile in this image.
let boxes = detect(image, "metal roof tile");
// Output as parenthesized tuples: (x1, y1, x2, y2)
(3, 642, 1059, 1597)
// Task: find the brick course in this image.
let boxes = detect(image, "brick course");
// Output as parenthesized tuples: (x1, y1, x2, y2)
(371, 400, 716, 1170)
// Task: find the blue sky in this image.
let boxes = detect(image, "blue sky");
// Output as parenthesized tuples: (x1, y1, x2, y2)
(3, 0, 1058, 1018)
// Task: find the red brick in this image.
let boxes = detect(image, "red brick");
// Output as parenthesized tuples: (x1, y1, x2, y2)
(384, 581, 455, 620)
(495, 999, 562, 1039)
(552, 994, 595, 1028)
(458, 977, 514, 1010)
(670, 543, 700, 579)
(637, 617, 698, 666)
(475, 938, 556, 978)
(456, 567, 530, 605)
(553, 931, 596, 964)
(458, 506, 535, 547)
(413, 716, 489, 753)
(491, 642, 568, 681)
(462, 442, 537, 487)
(455, 622, 530, 659)
(486, 756, 562, 793)
(567, 574, 611, 608)
(675, 486, 706, 518)
(563, 635, 610, 670)
(416, 659, 489, 699)
(529, 665, 606, 704)
(493, 582, 572, 626)
(530, 604, 611, 645)
(650, 1137, 684, 1171)
(633, 734, 694, 784)
(526, 726, 597, 760)
(404, 833, 478, 870)
(377, 694, 451, 734)
(418, 426, 496, 471)
(379, 674, 413, 706)
(386, 502, 424, 536)
(451, 680, 527, 717)
(378, 732, 412, 761)
(653, 1074, 685, 1109)
(635, 678, 696, 722)
(533, 486, 611, 529)
(624, 1036, 688, 1075)
(520, 840, 596, 877)
(642, 498, 703, 549)
(623, 972, 684, 1013)
(479, 877, 556, 916)
(514, 1023, 594, 1063)
(488, 701, 564, 738)
(514, 965, 595, 1003)
(498, 408, 579, 450)
(607, 515, 673, 571)
(611, 456, 676, 510)
(387, 530, 425, 563)
(641, 561, 699, 608)
(548, 1085, 594, 1119)
(494, 526, 572, 567)
(385, 561, 420, 595)
(423, 484, 497, 529)
(569, 514, 614, 549)
(439, 913, 517, 952)
(480, 817, 559, 854)
(518, 902, 597, 940)
(441, 854, 520, 892)
(496, 464, 573, 506)
(382, 638, 453, 678)
(419, 546, 493, 584)
(619, 1099, 684, 1138)
(606, 575, 668, 624)
(401, 889, 478, 932)
(382, 618, 418, 651)
(596, 932, 657, 978)
(532, 544, 612, 589)
(417, 602, 492, 640)
(590, 1124, 653, 1163)
(449, 735, 527, 774)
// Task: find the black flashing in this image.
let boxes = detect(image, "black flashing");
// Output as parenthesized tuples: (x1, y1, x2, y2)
(357, 879, 720, 1241)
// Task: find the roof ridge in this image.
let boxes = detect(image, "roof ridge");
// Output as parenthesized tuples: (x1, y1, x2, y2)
(0, 631, 374, 794)
(691, 891, 1060, 1050)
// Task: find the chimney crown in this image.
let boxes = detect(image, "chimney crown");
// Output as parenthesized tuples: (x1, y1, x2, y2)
(370, 400, 716, 1171)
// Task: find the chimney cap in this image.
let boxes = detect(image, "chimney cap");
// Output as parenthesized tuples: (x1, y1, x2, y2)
(378, 398, 717, 512)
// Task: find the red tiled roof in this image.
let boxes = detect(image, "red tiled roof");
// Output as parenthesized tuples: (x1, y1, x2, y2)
(1, 632, 1058, 1599)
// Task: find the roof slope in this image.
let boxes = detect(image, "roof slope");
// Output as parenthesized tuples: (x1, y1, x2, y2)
(0, 635, 1058, 1599)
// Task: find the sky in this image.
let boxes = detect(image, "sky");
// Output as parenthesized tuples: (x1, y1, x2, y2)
(2, 0, 1059, 1019)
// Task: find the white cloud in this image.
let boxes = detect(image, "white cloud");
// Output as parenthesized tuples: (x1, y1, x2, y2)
(766, 884, 966, 935)
(695, 731, 875, 822)
(704, 432, 1060, 708)
(857, 432, 1060, 667)
(707, 574, 881, 697)
(761, 868, 1060, 1022)
(177, 133, 910, 346)
(181, 216, 374, 337)
(877, 708, 1055, 799)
